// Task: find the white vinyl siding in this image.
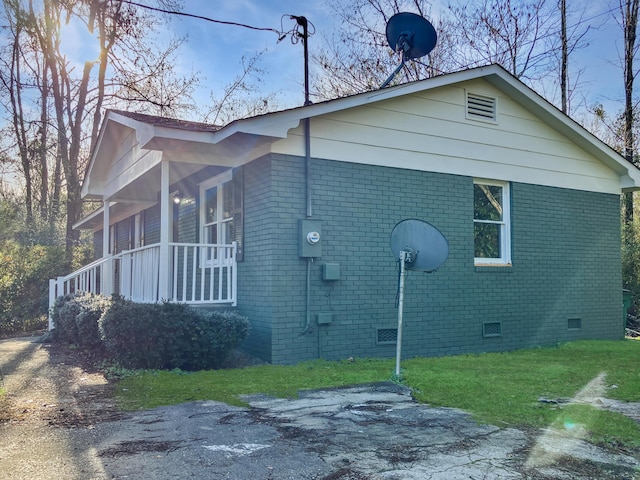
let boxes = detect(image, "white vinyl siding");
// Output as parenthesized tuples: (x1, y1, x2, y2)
(271, 80, 623, 195)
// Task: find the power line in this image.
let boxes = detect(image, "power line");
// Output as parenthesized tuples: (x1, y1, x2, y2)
(118, 0, 284, 37)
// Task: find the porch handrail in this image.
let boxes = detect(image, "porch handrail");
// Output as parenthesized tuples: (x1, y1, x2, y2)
(49, 241, 237, 329)
(53, 256, 110, 297)
(48, 256, 110, 329)
(117, 241, 237, 305)
(116, 244, 161, 303)
(169, 242, 237, 305)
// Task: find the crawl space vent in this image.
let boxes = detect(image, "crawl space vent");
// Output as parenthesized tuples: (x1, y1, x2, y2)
(568, 318, 582, 330)
(482, 321, 502, 337)
(466, 92, 497, 121)
(377, 328, 398, 344)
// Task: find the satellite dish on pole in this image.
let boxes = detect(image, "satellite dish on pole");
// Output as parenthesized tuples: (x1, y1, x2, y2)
(390, 219, 448, 377)
(381, 12, 438, 88)
(391, 219, 448, 273)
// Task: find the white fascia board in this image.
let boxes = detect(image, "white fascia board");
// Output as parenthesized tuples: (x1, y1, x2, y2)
(82, 116, 118, 198)
(83, 111, 151, 198)
(215, 78, 456, 140)
(139, 124, 217, 149)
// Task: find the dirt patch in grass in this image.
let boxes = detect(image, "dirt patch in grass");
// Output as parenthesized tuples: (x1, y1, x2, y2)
(0, 336, 119, 427)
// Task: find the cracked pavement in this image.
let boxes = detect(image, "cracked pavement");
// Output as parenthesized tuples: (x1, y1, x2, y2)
(90, 383, 639, 479)
(2, 337, 640, 479)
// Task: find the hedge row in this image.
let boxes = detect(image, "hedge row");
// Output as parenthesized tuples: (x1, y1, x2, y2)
(51, 293, 250, 370)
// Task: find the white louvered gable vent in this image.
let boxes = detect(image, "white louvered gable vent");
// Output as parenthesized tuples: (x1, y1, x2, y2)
(466, 92, 497, 122)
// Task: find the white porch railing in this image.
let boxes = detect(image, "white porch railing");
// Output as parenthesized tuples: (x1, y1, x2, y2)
(49, 242, 237, 328)
(117, 242, 237, 305)
(168, 242, 237, 305)
(48, 257, 110, 329)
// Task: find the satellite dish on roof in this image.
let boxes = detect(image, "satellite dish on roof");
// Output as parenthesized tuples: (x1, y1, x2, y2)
(381, 12, 438, 88)
(390, 219, 448, 377)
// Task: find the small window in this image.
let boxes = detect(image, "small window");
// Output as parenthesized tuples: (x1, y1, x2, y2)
(466, 92, 497, 122)
(474, 179, 511, 265)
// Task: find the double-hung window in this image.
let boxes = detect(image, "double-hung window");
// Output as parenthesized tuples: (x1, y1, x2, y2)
(473, 179, 511, 265)
(200, 171, 235, 266)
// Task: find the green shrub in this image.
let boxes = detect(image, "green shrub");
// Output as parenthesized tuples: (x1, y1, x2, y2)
(187, 310, 251, 370)
(74, 293, 112, 349)
(98, 298, 165, 369)
(623, 220, 640, 314)
(98, 298, 250, 370)
(0, 241, 65, 334)
(51, 294, 81, 343)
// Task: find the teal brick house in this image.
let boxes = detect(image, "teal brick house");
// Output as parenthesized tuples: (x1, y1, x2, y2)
(50, 65, 640, 364)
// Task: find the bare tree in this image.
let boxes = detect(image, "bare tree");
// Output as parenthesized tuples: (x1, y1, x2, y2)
(0, 0, 201, 260)
(313, 0, 457, 100)
(109, 31, 199, 117)
(551, 0, 592, 115)
(201, 52, 279, 126)
(447, 0, 556, 83)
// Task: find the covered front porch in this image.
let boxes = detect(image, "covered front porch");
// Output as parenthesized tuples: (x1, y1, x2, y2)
(47, 109, 266, 329)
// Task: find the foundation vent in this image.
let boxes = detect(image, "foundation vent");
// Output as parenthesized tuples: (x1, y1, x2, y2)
(568, 318, 582, 330)
(482, 321, 502, 337)
(377, 328, 398, 344)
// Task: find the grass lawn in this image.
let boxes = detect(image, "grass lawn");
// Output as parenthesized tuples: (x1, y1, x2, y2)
(115, 339, 640, 448)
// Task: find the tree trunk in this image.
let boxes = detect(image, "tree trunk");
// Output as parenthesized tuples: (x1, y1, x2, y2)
(8, 21, 33, 224)
(38, 58, 49, 221)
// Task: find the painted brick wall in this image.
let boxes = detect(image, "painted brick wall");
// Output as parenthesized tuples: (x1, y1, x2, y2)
(239, 154, 622, 364)
(234, 156, 284, 361)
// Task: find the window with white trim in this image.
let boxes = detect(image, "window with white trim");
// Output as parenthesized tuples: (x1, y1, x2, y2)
(473, 179, 511, 265)
(200, 170, 234, 247)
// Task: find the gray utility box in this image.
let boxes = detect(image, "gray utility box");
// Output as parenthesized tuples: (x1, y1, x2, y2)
(323, 262, 340, 281)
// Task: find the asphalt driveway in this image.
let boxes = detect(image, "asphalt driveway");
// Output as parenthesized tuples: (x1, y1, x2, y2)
(1, 336, 639, 479)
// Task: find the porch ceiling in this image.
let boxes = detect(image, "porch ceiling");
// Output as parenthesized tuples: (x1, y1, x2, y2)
(110, 161, 210, 203)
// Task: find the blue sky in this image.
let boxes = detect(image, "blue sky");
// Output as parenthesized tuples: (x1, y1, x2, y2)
(57, 1, 629, 119)
(167, 0, 332, 108)
(169, 1, 627, 117)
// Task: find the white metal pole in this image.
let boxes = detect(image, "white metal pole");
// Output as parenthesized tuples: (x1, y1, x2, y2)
(395, 251, 407, 377)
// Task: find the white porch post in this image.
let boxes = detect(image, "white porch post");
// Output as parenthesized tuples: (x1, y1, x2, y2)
(102, 200, 113, 295)
(48, 278, 56, 330)
(158, 160, 171, 300)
